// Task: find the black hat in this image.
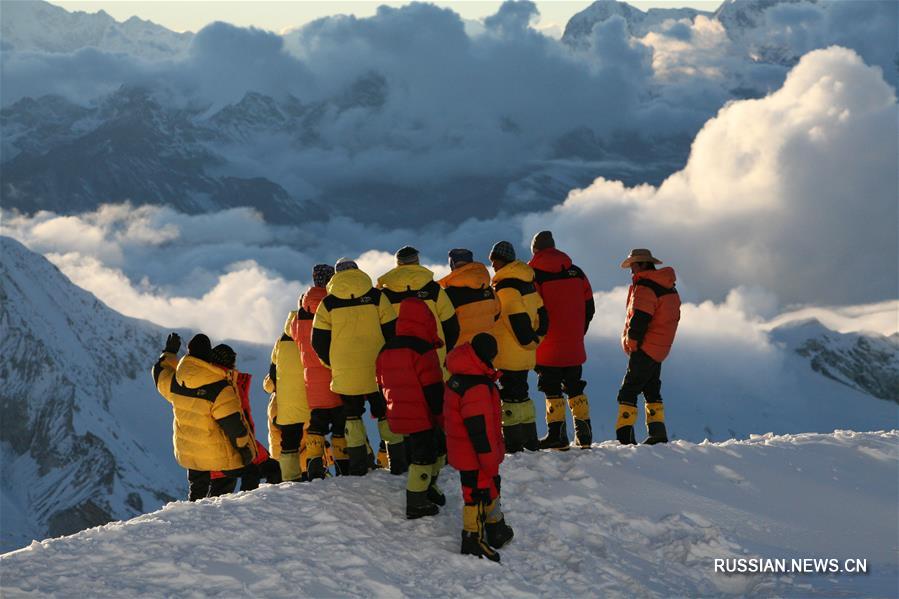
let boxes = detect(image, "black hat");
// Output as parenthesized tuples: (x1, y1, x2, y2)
(448, 248, 474, 270)
(489, 240, 515, 263)
(395, 245, 420, 265)
(210, 344, 236, 369)
(312, 263, 335, 288)
(187, 334, 212, 361)
(531, 230, 555, 252)
(471, 333, 498, 367)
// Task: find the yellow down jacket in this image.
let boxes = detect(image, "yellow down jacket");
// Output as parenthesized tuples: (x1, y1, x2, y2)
(312, 268, 397, 395)
(153, 353, 257, 471)
(491, 260, 547, 372)
(378, 264, 459, 376)
(269, 311, 311, 426)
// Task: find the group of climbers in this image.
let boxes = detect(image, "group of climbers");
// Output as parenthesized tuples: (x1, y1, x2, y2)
(151, 234, 680, 562)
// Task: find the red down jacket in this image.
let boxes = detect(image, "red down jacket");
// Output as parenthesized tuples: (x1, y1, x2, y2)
(443, 343, 504, 476)
(212, 371, 269, 479)
(530, 248, 594, 367)
(291, 286, 342, 410)
(376, 298, 445, 435)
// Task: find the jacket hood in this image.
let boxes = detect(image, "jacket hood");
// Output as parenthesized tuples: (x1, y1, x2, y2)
(283, 310, 298, 336)
(176, 355, 228, 387)
(492, 260, 535, 284)
(529, 248, 572, 272)
(301, 286, 328, 313)
(446, 343, 498, 379)
(438, 261, 491, 289)
(377, 264, 435, 291)
(395, 298, 442, 346)
(635, 266, 676, 289)
(327, 268, 374, 299)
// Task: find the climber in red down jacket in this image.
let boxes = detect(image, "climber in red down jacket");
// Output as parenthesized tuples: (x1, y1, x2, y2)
(444, 334, 514, 562)
(376, 298, 447, 519)
(529, 231, 595, 450)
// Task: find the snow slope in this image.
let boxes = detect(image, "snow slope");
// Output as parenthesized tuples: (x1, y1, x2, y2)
(2, 431, 897, 597)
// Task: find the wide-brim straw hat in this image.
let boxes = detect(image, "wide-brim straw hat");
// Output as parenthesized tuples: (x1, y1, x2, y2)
(620, 248, 663, 268)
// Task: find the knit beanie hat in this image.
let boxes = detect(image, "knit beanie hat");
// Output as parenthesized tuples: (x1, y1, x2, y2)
(210, 344, 236, 369)
(187, 334, 212, 361)
(312, 263, 335, 287)
(489, 240, 516, 263)
(471, 333, 498, 367)
(335, 258, 359, 272)
(448, 248, 474, 270)
(531, 230, 555, 252)
(395, 245, 420, 265)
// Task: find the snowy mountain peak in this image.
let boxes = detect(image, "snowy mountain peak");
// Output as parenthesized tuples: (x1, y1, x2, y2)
(562, 0, 710, 48)
(0, 0, 192, 59)
(0, 236, 184, 552)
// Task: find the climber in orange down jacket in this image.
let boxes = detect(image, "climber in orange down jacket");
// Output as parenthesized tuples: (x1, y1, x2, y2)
(528, 231, 595, 450)
(616, 249, 681, 445)
(292, 264, 349, 478)
(444, 334, 514, 562)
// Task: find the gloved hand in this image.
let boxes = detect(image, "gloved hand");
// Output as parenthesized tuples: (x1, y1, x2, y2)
(238, 446, 253, 466)
(164, 332, 181, 354)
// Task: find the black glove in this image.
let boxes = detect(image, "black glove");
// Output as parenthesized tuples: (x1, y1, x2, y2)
(238, 446, 253, 467)
(164, 332, 181, 354)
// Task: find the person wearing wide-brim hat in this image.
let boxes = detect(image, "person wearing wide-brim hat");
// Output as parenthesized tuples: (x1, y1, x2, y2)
(616, 248, 681, 445)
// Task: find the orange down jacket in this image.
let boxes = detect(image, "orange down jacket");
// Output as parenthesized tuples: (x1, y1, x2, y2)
(291, 286, 342, 410)
(622, 267, 681, 363)
(438, 262, 500, 346)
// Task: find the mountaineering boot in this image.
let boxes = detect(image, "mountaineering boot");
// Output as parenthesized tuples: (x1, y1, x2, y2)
(278, 450, 302, 482)
(568, 394, 593, 448)
(331, 435, 349, 476)
(615, 404, 637, 445)
(460, 504, 500, 562)
(538, 397, 570, 450)
(520, 399, 540, 451)
(344, 417, 369, 475)
(305, 433, 326, 480)
(484, 499, 514, 549)
(643, 402, 668, 445)
(376, 441, 389, 470)
(427, 455, 447, 506)
(406, 463, 439, 519)
(378, 418, 408, 475)
(501, 400, 524, 453)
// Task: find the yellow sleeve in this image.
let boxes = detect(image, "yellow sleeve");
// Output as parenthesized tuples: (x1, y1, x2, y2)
(312, 302, 332, 332)
(154, 353, 177, 404)
(497, 286, 526, 323)
(435, 288, 456, 322)
(263, 373, 275, 394)
(378, 292, 397, 325)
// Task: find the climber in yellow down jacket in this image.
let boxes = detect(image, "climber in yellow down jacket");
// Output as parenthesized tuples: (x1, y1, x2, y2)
(153, 333, 257, 501)
(489, 241, 548, 453)
(265, 310, 311, 482)
(312, 258, 398, 476)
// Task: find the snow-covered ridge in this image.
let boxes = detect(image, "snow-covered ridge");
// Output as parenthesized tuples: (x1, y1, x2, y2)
(2, 431, 896, 597)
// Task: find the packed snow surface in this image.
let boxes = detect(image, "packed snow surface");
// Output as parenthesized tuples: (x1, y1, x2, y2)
(3, 431, 897, 598)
